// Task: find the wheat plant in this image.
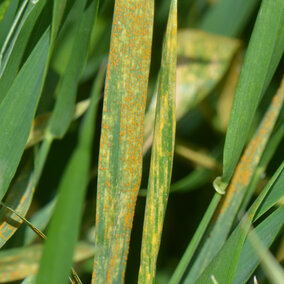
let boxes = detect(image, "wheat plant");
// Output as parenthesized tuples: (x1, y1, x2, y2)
(0, 0, 283, 284)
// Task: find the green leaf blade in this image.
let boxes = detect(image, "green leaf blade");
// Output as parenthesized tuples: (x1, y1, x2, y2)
(0, 28, 50, 201)
(219, 0, 284, 188)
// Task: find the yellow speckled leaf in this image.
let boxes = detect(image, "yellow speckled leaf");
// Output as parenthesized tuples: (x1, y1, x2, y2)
(92, 1, 154, 283)
(138, 0, 177, 283)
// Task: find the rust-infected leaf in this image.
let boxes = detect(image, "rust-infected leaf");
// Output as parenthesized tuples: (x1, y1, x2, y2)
(92, 1, 154, 283)
(138, 1, 177, 283)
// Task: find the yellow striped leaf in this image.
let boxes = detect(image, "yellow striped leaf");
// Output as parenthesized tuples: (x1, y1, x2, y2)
(138, 0, 177, 283)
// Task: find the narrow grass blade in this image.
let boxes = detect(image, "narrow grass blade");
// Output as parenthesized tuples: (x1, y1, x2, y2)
(0, 242, 94, 283)
(184, 76, 284, 283)
(23, 197, 56, 245)
(233, 185, 284, 283)
(0, 0, 19, 48)
(0, 28, 50, 201)
(46, 0, 97, 139)
(194, 162, 284, 284)
(51, 0, 67, 45)
(34, 0, 99, 185)
(143, 30, 240, 153)
(169, 193, 222, 284)
(35, 46, 103, 284)
(0, 0, 47, 103)
(216, 0, 284, 191)
(0, 0, 44, 77)
(92, 1, 154, 282)
(200, 0, 258, 37)
(233, 175, 284, 284)
(138, 0, 177, 282)
(241, 212, 284, 284)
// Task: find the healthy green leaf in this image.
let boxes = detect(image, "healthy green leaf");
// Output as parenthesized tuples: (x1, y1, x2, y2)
(92, 0, 154, 282)
(200, 0, 258, 37)
(0, 0, 45, 77)
(0, 0, 47, 103)
(217, 0, 284, 190)
(46, 0, 97, 139)
(35, 6, 101, 283)
(51, 0, 67, 45)
(241, 210, 284, 284)
(138, 0, 177, 282)
(0, 0, 19, 47)
(233, 196, 284, 283)
(0, 27, 50, 201)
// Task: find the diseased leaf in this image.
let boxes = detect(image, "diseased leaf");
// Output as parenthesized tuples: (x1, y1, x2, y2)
(217, 0, 284, 190)
(0, 242, 94, 283)
(0, 162, 33, 248)
(138, 0, 177, 282)
(92, 0, 154, 282)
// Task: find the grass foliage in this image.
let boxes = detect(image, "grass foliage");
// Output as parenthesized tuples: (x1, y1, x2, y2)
(0, 0, 283, 283)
